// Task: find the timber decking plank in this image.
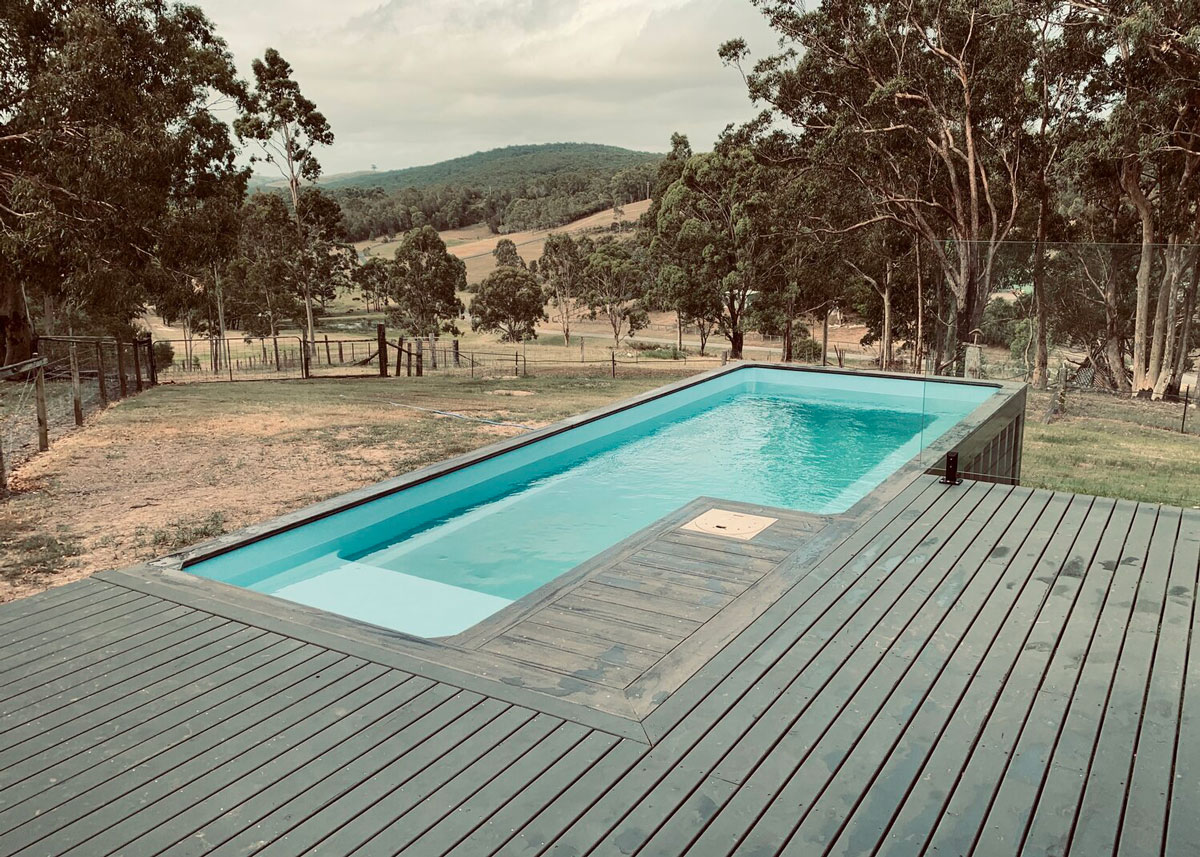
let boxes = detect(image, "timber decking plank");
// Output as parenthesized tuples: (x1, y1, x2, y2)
(480, 635, 645, 689)
(1070, 505, 1181, 856)
(0, 622, 262, 763)
(0, 602, 202, 698)
(942, 498, 1138, 857)
(499, 621, 663, 670)
(1018, 501, 1158, 857)
(0, 639, 320, 825)
(0, 590, 153, 655)
(0, 579, 109, 627)
(246, 693, 506, 857)
(632, 544, 774, 579)
(552, 592, 700, 638)
(354, 716, 581, 856)
(531, 606, 683, 654)
(857, 493, 1100, 857)
(1165, 510, 1200, 857)
(687, 483, 1023, 857)
(785, 489, 1072, 856)
(573, 581, 718, 624)
(640, 476, 945, 742)
(540, 480, 975, 857)
(654, 530, 792, 563)
(1119, 505, 1199, 857)
(53, 662, 389, 857)
(590, 570, 736, 610)
(0, 646, 354, 855)
(441, 730, 621, 857)
(610, 561, 748, 597)
(0, 611, 222, 713)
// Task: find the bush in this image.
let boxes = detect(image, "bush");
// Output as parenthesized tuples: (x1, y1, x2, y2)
(152, 340, 175, 368)
(641, 347, 687, 360)
(980, 298, 1023, 348)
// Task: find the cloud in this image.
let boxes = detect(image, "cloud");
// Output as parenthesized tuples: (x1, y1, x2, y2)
(195, 0, 779, 174)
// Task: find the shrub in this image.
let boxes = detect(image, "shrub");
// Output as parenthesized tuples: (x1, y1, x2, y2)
(152, 340, 175, 368)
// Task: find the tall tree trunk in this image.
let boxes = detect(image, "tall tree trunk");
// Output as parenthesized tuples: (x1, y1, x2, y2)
(1170, 251, 1198, 397)
(915, 243, 924, 373)
(1103, 244, 1129, 393)
(1122, 160, 1156, 395)
(783, 317, 793, 363)
(880, 270, 893, 369)
(1149, 239, 1182, 398)
(1031, 187, 1050, 389)
(729, 328, 744, 360)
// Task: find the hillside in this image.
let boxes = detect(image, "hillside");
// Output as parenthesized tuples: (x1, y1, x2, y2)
(320, 143, 661, 192)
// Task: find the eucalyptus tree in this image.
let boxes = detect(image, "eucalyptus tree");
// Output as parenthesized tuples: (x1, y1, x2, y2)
(387, 226, 466, 336)
(722, 1, 1033, 366)
(537, 232, 584, 344)
(235, 48, 334, 355)
(492, 238, 526, 270)
(471, 266, 546, 342)
(1, 0, 245, 363)
(582, 237, 649, 348)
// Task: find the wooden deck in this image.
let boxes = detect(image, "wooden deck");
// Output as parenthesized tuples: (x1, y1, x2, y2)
(0, 475, 1197, 856)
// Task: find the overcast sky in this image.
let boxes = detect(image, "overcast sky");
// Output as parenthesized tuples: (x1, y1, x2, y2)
(193, 0, 780, 176)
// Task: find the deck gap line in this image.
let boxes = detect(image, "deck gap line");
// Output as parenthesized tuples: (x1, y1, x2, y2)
(868, 493, 1097, 857)
(0, 583, 132, 632)
(0, 638, 316, 812)
(3, 647, 352, 851)
(470, 733, 621, 857)
(581, 582, 719, 620)
(373, 716, 578, 856)
(517, 619, 666, 660)
(126, 666, 417, 857)
(0, 592, 158, 654)
(83, 658, 383, 857)
(0, 620, 257, 761)
(615, 562, 751, 596)
(430, 724, 591, 857)
(922, 496, 1121, 857)
(1001, 501, 1138, 857)
(573, 481, 996, 857)
(726, 484, 1029, 857)
(0, 641, 331, 833)
(0, 579, 108, 627)
(0, 586, 143, 635)
(0, 611, 223, 714)
(1058, 505, 1159, 857)
(808, 490, 1074, 857)
(0, 605, 207, 698)
(1112, 509, 1184, 857)
(243, 690, 493, 856)
(1162, 514, 1200, 857)
(298, 698, 521, 857)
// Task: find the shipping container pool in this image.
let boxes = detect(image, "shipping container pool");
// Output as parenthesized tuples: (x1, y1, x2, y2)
(184, 366, 1012, 638)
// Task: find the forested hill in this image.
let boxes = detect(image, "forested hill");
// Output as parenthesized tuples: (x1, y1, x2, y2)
(321, 143, 661, 192)
(320, 143, 662, 241)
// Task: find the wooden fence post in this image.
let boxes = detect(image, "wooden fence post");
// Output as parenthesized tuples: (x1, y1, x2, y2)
(377, 323, 388, 377)
(35, 364, 49, 451)
(145, 336, 157, 386)
(131, 339, 143, 392)
(406, 346, 413, 377)
(452, 339, 460, 367)
(69, 344, 83, 426)
(324, 335, 332, 366)
(95, 343, 108, 407)
(611, 351, 616, 378)
(114, 340, 128, 398)
(429, 334, 438, 370)
(415, 347, 423, 377)
(337, 341, 344, 363)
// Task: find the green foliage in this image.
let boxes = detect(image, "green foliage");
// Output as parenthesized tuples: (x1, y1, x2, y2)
(492, 239, 526, 270)
(582, 237, 650, 347)
(152, 340, 176, 369)
(980, 298, 1024, 349)
(385, 226, 466, 336)
(470, 267, 546, 342)
(330, 144, 662, 241)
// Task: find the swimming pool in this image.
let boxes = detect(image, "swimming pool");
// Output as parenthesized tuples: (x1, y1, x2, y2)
(186, 366, 1000, 637)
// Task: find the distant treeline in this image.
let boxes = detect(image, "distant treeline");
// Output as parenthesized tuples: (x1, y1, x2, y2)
(331, 145, 660, 241)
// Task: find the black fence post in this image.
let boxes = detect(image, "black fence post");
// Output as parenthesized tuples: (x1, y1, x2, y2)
(146, 336, 158, 386)
(1183, 386, 1191, 434)
(377, 323, 388, 377)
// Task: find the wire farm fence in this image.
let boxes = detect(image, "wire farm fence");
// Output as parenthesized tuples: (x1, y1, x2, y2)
(0, 336, 154, 491)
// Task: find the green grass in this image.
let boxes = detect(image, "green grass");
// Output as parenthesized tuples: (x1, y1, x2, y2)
(1021, 389, 1200, 507)
(0, 515, 80, 582)
(134, 512, 227, 550)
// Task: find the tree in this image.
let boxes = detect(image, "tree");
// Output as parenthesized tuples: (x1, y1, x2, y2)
(471, 266, 546, 342)
(537, 233, 584, 344)
(582, 238, 648, 347)
(722, 1, 1031, 366)
(234, 48, 334, 356)
(387, 226, 465, 336)
(492, 239, 526, 270)
(1, 0, 245, 363)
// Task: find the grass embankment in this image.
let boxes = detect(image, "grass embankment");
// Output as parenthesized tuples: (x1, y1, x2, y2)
(3, 371, 1198, 601)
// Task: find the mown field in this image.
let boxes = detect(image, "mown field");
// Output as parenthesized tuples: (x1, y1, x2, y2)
(2, 371, 1197, 603)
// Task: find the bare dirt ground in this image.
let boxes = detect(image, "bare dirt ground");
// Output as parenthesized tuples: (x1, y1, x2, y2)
(0, 371, 696, 603)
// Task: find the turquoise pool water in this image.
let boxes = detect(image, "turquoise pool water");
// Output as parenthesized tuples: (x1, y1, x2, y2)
(188, 368, 995, 637)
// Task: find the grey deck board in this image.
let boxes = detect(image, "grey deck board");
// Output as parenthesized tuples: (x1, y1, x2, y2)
(0, 476, 1194, 857)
